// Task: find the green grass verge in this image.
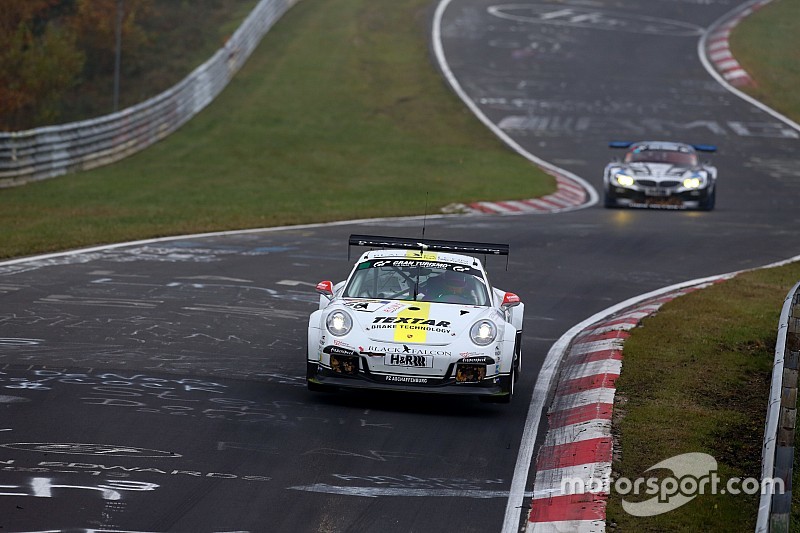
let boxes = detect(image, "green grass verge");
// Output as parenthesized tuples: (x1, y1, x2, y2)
(0, 0, 554, 260)
(607, 263, 800, 531)
(729, 0, 800, 120)
(608, 2, 800, 529)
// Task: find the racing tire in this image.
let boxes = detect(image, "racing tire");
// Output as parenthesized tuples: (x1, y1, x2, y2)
(513, 331, 522, 381)
(499, 367, 515, 404)
(699, 188, 716, 211)
(480, 368, 514, 404)
(603, 190, 618, 208)
(307, 380, 335, 393)
(307, 363, 335, 393)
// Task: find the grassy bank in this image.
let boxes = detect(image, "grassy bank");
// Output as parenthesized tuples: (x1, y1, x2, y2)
(0, 0, 554, 259)
(608, 1, 800, 529)
(729, 0, 800, 120)
(606, 263, 800, 531)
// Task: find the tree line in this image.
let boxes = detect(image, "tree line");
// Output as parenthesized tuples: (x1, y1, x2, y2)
(0, 0, 153, 131)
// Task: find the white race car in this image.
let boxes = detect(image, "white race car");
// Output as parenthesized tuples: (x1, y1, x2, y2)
(603, 141, 718, 210)
(307, 235, 524, 403)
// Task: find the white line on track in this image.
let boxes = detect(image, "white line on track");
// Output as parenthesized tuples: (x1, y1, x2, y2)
(698, 0, 800, 135)
(431, 0, 598, 211)
(290, 483, 536, 498)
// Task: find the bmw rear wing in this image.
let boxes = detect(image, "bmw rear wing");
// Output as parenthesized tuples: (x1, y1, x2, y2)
(609, 141, 717, 152)
(349, 234, 510, 257)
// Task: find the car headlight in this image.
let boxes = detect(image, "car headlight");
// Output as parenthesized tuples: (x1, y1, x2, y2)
(614, 173, 635, 187)
(326, 310, 353, 337)
(470, 320, 497, 346)
(683, 172, 706, 189)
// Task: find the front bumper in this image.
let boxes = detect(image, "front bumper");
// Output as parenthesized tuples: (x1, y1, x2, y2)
(307, 361, 511, 398)
(609, 185, 710, 209)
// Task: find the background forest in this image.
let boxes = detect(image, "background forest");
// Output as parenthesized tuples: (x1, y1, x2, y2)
(0, 0, 256, 131)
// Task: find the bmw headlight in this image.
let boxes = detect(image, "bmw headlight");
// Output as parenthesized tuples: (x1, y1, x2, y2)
(326, 310, 353, 336)
(470, 320, 497, 346)
(614, 173, 635, 187)
(683, 172, 706, 189)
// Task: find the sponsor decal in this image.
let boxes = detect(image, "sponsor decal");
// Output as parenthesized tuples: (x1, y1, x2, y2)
(396, 303, 430, 343)
(323, 345, 358, 357)
(372, 317, 451, 327)
(368, 307, 457, 342)
(381, 302, 406, 314)
(365, 345, 452, 356)
(370, 324, 452, 334)
(459, 356, 495, 365)
(384, 376, 429, 384)
(385, 354, 433, 368)
(333, 339, 354, 349)
(343, 299, 390, 310)
(373, 260, 449, 269)
(366, 258, 479, 275)
(405, 250, 439, 261)
(630, 202, 688, 210)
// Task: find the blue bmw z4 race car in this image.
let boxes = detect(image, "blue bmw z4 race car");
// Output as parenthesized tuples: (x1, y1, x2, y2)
(603, 140, 718, 210)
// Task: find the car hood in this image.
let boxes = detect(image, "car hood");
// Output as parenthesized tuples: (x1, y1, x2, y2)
(340, 299, 494, 345)
(621, 162, 698, 180)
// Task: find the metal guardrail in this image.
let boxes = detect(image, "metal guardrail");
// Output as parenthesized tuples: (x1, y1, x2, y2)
(757, 281, 800, 532)
(0, 0, 299, 188)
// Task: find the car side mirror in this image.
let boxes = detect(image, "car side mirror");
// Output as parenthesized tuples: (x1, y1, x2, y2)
(316, 280, 334, 300)
(501, 292, 520, 308)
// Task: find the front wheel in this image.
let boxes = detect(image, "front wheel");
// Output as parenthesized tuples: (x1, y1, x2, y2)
(603, 189, 618, 208)
(480, 368, 514, 404)
(513, 331, 522, 381)
(699, 188, 716, 211)
(307, 363, 335, 392)
(307, 380, 335, 392)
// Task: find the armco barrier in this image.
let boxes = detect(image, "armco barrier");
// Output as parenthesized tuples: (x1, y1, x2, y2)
(0, 0, 299, 188)
(757, 281, 800, 532)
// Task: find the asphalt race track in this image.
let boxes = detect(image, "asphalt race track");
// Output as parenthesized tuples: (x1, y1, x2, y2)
(1, 1, 799, 531)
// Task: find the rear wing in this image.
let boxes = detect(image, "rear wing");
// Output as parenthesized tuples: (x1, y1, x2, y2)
(691, 144, 717, 153)
(348, 234, 510, 258)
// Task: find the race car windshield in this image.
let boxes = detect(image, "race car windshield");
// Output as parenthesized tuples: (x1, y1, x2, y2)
(625, 149, 698, 166)
(343, 260, 490, 306)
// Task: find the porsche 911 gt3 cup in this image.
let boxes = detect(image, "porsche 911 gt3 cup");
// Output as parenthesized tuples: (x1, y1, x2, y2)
(603, 141, 717, 210)
(307, 235, 524, 403)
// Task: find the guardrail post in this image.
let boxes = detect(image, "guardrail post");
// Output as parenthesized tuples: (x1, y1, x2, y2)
(759, 283, 800, 533)
(771, 300, 800, 531)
